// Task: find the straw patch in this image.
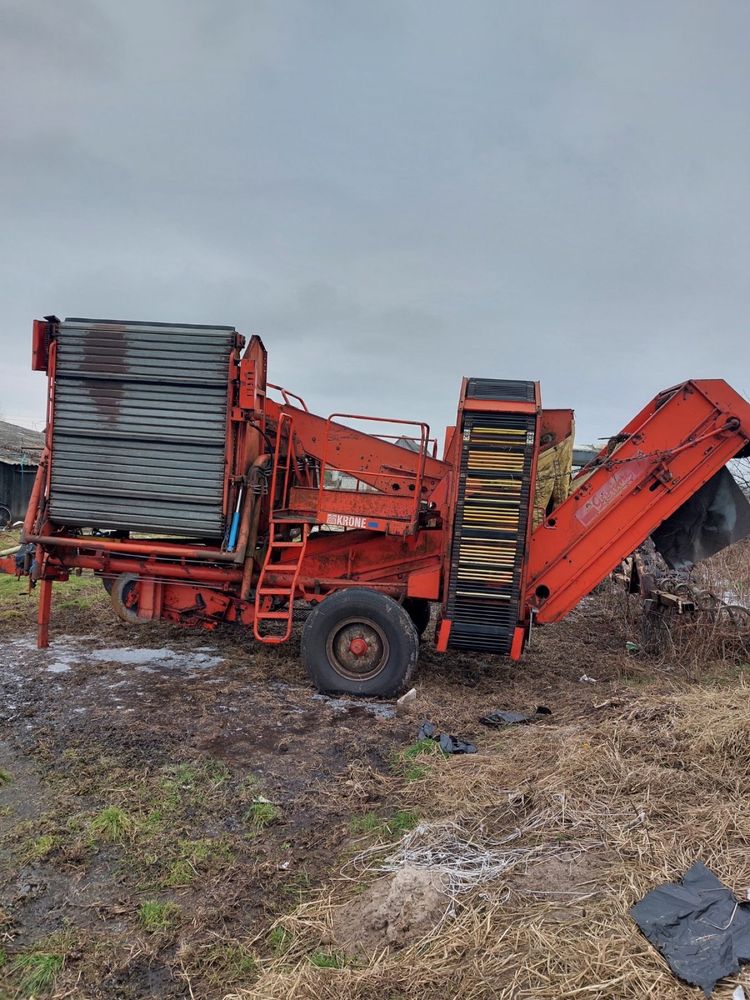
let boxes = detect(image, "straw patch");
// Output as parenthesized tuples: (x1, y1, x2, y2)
(230, 687, 750, 1000)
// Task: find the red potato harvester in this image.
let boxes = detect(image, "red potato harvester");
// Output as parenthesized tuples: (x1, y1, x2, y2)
(3, 316, 750, 696)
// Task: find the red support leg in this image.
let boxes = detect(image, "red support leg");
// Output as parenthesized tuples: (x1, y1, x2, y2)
(435, 618, 451, 652)
(37, 578, 53, 649)
(509, 626, 526, 661)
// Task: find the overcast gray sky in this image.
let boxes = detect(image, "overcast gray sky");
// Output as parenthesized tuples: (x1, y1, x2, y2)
(2, 0, 749, 444)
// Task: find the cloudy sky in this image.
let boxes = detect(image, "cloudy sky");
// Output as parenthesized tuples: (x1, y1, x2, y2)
(2, 0, 749, 444)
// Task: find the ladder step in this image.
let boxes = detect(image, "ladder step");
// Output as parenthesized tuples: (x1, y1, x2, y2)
(256, 611, 293, 620)
(258, 588, 295, 596)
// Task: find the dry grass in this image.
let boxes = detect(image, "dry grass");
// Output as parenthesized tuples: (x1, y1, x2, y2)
(228, 684, 750, 1000)
(605, 540, 750, 675)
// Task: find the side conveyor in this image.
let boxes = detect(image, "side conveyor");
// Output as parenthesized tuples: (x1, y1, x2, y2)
(526, 379, 750, 624)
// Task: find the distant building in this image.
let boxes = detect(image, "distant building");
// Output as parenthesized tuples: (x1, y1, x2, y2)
(394, 435, 421, 453)
(572, 445, 599, 470)
(0, 420, 44, 522)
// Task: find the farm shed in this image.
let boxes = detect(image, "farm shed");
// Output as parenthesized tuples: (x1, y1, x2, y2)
(0, 419, 44, 522)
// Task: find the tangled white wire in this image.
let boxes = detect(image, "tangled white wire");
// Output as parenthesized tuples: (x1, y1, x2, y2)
(345, 818, 555, 898)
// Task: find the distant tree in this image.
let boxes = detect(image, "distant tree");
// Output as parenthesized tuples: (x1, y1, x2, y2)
(730, 458, 750, 499)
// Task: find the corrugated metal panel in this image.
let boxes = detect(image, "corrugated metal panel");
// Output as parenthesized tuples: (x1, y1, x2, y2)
(49, 318, 236, 537)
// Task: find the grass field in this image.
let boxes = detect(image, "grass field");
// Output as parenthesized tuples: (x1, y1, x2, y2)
(1, 543, 749, 999)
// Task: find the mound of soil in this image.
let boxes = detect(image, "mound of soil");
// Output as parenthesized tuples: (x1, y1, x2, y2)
(331, 865, 447, 955)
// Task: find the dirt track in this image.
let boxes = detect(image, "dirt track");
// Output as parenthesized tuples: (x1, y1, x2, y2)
(0, 576, 727, 998)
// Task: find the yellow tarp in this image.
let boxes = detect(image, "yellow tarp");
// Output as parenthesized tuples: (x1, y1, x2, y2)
(533, 434, 574, 527)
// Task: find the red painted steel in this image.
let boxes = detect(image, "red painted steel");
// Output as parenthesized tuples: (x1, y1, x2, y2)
(7, 315, 750, 668)
(525, 380, 750, 624)
(264, 398, 449, 496)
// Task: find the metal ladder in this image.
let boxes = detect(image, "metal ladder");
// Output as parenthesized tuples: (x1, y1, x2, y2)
(252, 407, 315, 643)
(253, 521, 309, 644)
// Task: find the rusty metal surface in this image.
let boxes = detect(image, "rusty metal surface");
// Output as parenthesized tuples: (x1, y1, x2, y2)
(49, 319, 236, 537)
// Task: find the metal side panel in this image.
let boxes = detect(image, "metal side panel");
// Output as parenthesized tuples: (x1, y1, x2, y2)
(49, 318, 237, 537)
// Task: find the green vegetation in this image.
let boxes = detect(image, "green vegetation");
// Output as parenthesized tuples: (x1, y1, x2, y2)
(307, 949, 348, 969)
(88, 806, 136, 844)
(402, 738, 443, 760)
(245, 797, 280, 830)
(282, 867, 312, 904)
(161, 838, 234, 887)
(0, 767, 12, 786)
(385, 809, 420, 836)
(158, 759, 230, 813)
(11, 952, 64, 995)
(269, 926, 292, 953)
(137, 900, 181, 932)
(392, 736, 445, 781)
(348, 812, 382, 835)
(0, 568, 104, 621)
(348, 809, 420, 840)
(0, 947, 6, 969)
(193, 941, 257, 984)
(26, 833, 57, 860)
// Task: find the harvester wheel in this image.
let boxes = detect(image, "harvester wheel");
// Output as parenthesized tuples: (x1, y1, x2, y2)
(301, 589, 419, 697)
(109, 573, 145, 624)
(403, 597, 431, 639)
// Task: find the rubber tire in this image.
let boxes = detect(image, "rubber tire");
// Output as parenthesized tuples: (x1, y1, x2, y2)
(109, 573, 145, 624)
(403, 597, 431, 639)
(301, 588, 419, 697)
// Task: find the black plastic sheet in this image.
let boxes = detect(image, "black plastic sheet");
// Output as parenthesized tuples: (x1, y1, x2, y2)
(630, 862, 750, 996)
(479, 706, 552, 728)
(418, 720, 476, 755)
(653, 468, 750, 570)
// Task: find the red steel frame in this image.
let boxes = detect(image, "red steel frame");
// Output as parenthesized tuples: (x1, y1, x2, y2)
(5, 317, 750, 667)
(525, 379, 750, 623)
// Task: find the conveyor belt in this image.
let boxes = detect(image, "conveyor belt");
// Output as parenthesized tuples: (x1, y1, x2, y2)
(446, 380, 537, 653)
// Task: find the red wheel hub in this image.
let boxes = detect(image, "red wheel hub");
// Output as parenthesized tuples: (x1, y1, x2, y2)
(348, 636, 369, 657)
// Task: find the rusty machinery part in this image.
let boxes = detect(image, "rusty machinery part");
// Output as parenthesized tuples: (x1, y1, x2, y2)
(301, 588, 419, 697)
(617, 539, 750, 652)
(109, 573, 146, 624)
(640, 590, 750, 658)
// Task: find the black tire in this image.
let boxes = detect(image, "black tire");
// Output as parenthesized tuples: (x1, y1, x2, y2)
(403, 597, 431, 639)
(109, 573, 145, 624)
(301, 588, 419, 697)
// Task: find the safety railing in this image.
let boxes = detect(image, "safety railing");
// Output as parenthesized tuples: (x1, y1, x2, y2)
(268, 411, 296, 516)
(267, 382, 309, 412)
(317, 413, 431, 528)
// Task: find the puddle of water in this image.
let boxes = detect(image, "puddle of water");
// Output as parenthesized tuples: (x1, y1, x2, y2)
(8, 634, 223, 675)
(46, 663, 72, 674)
(90, 647, 222, 670)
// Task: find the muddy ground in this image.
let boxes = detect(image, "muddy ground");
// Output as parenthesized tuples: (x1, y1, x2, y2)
(0, 564, 747, 999)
